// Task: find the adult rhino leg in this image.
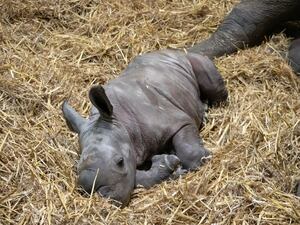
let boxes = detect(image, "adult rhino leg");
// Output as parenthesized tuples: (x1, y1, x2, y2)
(188, 0, 300, 59)
(135, 154, 181, 188)
(187, 53, 228, 106)
(172, 124, 211, 170)
(296, 181, 300, 197)
(288, 38, 300, 75)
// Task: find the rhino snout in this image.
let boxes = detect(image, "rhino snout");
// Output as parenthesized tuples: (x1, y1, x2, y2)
(78, 169, 101, 194)
(78, 169, 132, 206)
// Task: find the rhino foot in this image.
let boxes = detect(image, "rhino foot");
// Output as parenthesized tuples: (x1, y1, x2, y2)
(135, 154, 182, 188)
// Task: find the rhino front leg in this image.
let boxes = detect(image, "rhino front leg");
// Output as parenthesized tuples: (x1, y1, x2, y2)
(135, 154, 181, 188)
(172, 125, 211, 170)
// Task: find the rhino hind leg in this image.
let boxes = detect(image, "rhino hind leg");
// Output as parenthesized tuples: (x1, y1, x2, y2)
(135, 154, 181, 188)
(187, 53, 228, 106)
(172, 124, 211, 170)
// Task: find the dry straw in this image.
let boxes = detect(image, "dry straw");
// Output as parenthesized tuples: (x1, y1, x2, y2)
(0, 0, 299, 224)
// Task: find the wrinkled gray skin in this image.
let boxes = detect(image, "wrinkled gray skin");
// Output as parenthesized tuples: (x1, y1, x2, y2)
(62, 50, 228, 206)
(189, 0, 300, 196)
(188, 0, 300, 76)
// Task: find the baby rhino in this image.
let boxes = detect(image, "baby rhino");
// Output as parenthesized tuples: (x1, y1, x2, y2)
(62, 50, 228, 206)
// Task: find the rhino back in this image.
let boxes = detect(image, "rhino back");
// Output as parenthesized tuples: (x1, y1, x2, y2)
(104, 50, 205, 164)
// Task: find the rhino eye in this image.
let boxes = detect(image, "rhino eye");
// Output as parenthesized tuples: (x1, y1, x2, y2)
(116, 157, 124, 167)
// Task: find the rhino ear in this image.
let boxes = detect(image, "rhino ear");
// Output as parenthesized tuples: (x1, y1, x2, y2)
(62, 101, 87, 133)
(89, 85, 113, 118)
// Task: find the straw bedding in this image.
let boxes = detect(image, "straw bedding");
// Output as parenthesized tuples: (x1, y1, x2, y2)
(0, 0, 299, 224)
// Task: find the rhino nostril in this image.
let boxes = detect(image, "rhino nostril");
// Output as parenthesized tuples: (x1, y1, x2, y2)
(97, 185, 112, 197)
(78, 169, 101, 194)
(96, 187, 127, 207)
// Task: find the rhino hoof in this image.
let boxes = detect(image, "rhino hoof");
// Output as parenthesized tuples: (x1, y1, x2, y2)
(163, 155, 181, 171)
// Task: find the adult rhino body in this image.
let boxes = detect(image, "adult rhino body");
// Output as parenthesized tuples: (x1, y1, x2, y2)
(63, 50, 228, 206)
(189, 0, 300, 74)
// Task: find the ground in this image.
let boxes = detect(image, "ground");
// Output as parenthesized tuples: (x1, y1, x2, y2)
(0, 0, 299, 224)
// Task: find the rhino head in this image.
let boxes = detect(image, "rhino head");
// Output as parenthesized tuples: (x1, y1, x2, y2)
(62, 85, 136, 206)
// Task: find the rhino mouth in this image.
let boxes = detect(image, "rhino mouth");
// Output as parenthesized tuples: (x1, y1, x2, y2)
(96, 185, 112, 197)
(96, 185, 131, 207)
